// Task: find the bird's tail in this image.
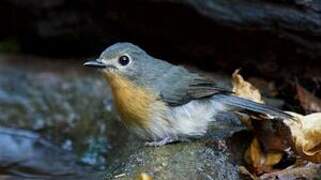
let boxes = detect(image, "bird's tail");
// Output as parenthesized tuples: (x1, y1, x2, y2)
(213, 94, 294, 120)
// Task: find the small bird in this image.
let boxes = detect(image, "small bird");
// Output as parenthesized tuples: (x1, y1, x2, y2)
(84, 42, 293, 146)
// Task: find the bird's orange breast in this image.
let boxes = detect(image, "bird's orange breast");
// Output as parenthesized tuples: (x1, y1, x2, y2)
(103, 71, 155, 128)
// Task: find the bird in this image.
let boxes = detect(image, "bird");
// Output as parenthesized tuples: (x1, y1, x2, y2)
(84, 42, 294, 146)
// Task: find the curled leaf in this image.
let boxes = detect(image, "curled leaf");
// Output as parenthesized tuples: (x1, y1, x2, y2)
(232, 71, 289, 174)
(285, 112, 321, 163)
(232, 69, 263, 129)
(231, 70, 321, 177)
(244, 138, 283, 174)
(232, 69, 264, 103)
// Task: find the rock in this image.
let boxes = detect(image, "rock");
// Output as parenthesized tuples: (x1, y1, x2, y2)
(167, 0, 321, 57)
(106, 142, 240, 180)
(0, 126, 105, 179)
(105, 112, 247, 179)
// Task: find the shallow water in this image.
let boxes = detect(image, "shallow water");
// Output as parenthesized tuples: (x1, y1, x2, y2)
(0, 55, 119, 178)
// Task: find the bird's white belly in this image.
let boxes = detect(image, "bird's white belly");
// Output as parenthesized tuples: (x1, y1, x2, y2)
(146, 98, 227, 140)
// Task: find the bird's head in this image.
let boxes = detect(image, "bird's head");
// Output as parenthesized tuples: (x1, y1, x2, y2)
(84, 42, 146, 77)
(84, 43, 157, 84)
(84, 42, 171, 87)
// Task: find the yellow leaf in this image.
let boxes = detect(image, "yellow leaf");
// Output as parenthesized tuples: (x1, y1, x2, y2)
(231, 70, 321, 169)
(232, 69, 264, 103)
(232, 71, 284, 173)
(232, 70, 265, 130)
(244, 138, 283, 174)
(285, 112, 321, 163)
(137, 173, 153, 180)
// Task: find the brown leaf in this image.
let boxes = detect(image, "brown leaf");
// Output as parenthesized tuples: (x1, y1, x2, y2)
(285, 112, 321, 163)
(252, 119, 292, 152)
(232, 69, 263, 130)
(232, 71, 290, 174)
(137, 173, 153, 180)
(239, 166, 258, 180)
(244, 138, 283, 175)
(296, 84, 321, 113)
(232, 70, 292, 151)
(231, 70, 321, 176)
(232, 69, 264, 103)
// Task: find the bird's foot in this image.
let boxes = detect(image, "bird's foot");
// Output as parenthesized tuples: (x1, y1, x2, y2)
(144, 137, 177, 147)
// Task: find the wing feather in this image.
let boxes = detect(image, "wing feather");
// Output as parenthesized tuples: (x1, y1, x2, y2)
(157, 66, 231, 106)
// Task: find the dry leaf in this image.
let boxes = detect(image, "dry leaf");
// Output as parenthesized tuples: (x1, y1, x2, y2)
(252, 119, 292, 152)
(232, 70, 291, 151)
(232, 71, 289, 174)
(231, 70, 321, 177)
(285, 112, 321, 163)
(137, 173, 153, 180)
(232, 69, 264, 103)
(296, 84, 321, 113)
(239, 166, 258, 180)
(244, 138, 283, 174)
(232, 69, 263, 129)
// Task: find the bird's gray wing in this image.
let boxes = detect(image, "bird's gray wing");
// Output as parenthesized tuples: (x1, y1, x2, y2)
(157, 66, 231, 106)
(156, 66, 295, 121)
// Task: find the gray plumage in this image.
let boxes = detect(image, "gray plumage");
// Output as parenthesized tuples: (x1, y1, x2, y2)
(85, 42, 294, 146)
(143, 59, 292, 120)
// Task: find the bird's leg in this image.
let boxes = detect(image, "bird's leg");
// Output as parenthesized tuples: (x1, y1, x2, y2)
(144, 136, 178, 147)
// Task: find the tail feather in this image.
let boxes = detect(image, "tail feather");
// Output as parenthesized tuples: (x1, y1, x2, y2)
(213, 94, 294, 120)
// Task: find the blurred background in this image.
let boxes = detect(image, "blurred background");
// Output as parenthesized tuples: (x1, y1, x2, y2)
(0, 0, 321, 179)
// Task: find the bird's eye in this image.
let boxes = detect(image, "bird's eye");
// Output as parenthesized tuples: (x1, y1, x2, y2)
(118, 55, 130, 66)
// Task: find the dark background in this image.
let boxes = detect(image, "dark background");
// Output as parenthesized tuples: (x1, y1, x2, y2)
(1, 0, 321, 75)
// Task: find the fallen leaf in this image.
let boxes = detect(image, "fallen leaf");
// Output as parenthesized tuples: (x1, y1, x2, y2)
(231, 70, 321, 177)
(251, 119, 292, 152)
(232, 70, 292, 151)
(232, 69, 263, 129)
(244, 138, 283, 174)
(296, 84, 321, 113)
(232, 71, 290, 174)
(137, 173, 153, 180)
(285, 112, 321, 163)
(239, 166, 258, 180)
(232, 69, 264, 103)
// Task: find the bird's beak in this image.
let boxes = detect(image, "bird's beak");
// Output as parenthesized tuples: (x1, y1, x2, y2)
(83, 59, 106, 68)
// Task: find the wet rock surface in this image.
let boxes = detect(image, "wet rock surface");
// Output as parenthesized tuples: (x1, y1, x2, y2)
(0, 127, 98, 179)
(107, 142, 239, 179)
(105, 113, 246, 180)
